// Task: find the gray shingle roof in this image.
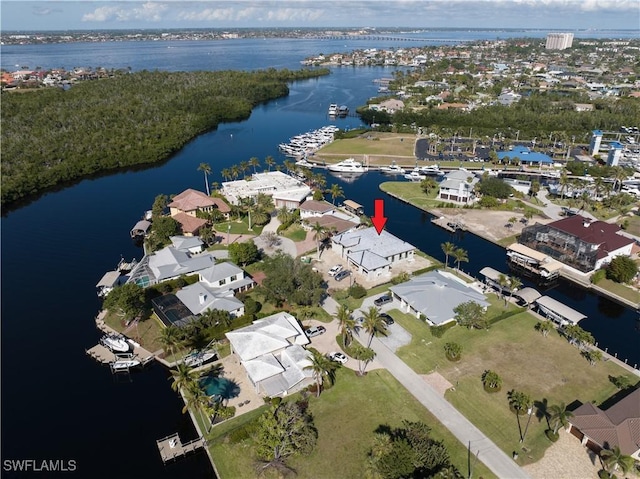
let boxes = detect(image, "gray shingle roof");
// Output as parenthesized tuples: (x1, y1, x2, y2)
(147, 246, 216, 282)
(333, 227, 415, 259)
(199, 262, 244, 285)
(175, 282, 244, 316)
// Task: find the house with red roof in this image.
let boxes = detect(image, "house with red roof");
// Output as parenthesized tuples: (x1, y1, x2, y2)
(568, 388, 640, 460)
(169, 189, 230, 218)
(518, 215, 635, 273)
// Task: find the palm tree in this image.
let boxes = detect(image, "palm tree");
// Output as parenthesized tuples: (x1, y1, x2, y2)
(548, 402, 573, 434)
(264, 155, 275, 171)
(535, 321, 552, 337)
(221, 168, 231, 182)
(239, 160, 249, 178)
(508, 276, 522, 303)
(198, 163, 212, 196)
(508, 389, 532, 442)
(303, 347, 337, 397)
(160, 325, 183, 360)
(310, 221, 328, 260)
(452, 247, 468, 272)
(230, 164, 240, 180)
(481, 370, 502, 391)
(276, 206, 292, 225)
(249, 156, 260, 173)
(362, 306, 388, 348)
(183, 380, 212, 433)
(507, 216, 517, 229)
(328, 183, 344, 205)
(497, 273, 509, 305)
(600, 446, 634, 476)
(353, 345, 376, 376)
(335, 304, 355, 346)
(441, 242, 456, 269)
(169, 363, 198, 394)
(420, 177, 438, 196)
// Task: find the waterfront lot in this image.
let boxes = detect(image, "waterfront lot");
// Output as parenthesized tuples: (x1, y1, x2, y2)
(315, 132, 417, 164)
(207, 368, 495, 479)
(392, 308, 635, 465)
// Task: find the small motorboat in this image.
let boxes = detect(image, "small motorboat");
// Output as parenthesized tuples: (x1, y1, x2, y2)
(183, 351, 216, 367)
(404, 169, 427, 182)
(380, 161, 406, 175)
(101, 334, 130, 353)
(111, 358, 141, 370)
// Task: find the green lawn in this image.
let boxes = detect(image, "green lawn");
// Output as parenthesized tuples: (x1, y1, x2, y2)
(594, 278, 640, 305)
(214, 219, 263, 236)
(281, 224, 307, 242)
(316, 132, 417, 161)
(619, 214, 640, 236)
(380, 181, 441, 209)
(393, 309, 633, 465)
(208, 369, 494, 479)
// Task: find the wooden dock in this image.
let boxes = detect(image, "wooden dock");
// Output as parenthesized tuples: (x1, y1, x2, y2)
(156, 433, 206, 463)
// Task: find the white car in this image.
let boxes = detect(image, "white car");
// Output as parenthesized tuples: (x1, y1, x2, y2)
(328, 265, 343, 277)
(328, 352, 348, 364)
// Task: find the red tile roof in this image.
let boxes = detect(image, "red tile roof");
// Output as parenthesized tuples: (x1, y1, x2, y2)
(172, 212, 207, 235)
(169, 189, 216, 212)
(300, 200, 334, 213)
(547, 215, 634, 254)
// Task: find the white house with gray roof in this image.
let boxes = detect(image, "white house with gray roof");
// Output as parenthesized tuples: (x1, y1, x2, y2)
(147, 246, 217, 283)
(389, 270, 489, 326)
(226, 312, 314, 397)
(437, 169, 479, 204)
(332, 227, 415, 280)
(170, 235, 204, 254)
(174, 261, 255, 317)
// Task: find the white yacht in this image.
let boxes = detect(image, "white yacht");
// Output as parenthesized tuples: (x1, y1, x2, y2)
(327, 158, 366, 173)
(380, 161, 406, 175)
(404, 169, 427, 182)
(111, 358, 141, 370)
(418, 164, 441, 175)
(328, 103, 338, 116)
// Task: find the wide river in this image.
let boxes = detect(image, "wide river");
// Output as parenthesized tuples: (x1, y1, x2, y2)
(2, 31, 639, 478)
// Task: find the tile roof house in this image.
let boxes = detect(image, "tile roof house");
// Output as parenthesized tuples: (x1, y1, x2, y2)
(299, 200, 335, 219)
(168, 188, 230, 217)
(331, 227, 415, 280)
(172, 212, 208, 236)
(438, 170, 479, 204)
(389, 270, 489, 326)
(226, 313, 314, 397)
(568, 388, 640, 460)
(518, 215, 635, 273)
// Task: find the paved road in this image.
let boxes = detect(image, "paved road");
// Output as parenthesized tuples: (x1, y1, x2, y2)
(321, 294, 531, 479)
(252, 216, 298, 258)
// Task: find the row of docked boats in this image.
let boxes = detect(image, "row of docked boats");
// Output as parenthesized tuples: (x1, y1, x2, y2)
(328, 103, 349, 117)
(278, 125, 340, 158)
(403, 164, 442, 181)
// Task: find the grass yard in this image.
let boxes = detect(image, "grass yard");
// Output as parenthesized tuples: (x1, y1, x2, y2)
(619, 214, 640, 236)
(594, 277, 640, 305)
(281, 224, 307, 242)
(394, 309, 633, 465)
(214, 219, 263, 236)
(380, 181, 441, 209)
(208, 369, 494, 479)
(316, 132, 417, 162)
(103, 309, 166, 354)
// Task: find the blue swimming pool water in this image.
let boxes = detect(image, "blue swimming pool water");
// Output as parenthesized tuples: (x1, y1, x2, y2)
(200, 376, 233, 398)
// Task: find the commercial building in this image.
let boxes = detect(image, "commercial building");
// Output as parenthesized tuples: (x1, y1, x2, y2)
(545, 33, 574, 50)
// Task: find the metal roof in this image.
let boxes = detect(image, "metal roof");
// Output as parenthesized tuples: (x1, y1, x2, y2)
(535, 295, 586, 324)
(513, 287, 541, 305)
(507, 243, 548, 263)
(479, 267, 507, 282)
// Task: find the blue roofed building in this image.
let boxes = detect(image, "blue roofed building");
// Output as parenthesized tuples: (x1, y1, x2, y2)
(497, 146, 553, 166)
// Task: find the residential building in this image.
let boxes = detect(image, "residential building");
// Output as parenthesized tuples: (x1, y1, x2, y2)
(147, 246, 217, 283)
(226, 312, 314, 397)
(518, 215, 635, 273)
(568, 388, 640, 460)
(331, 227, 415, 280)
(169, 235, 204, 255)
(437, 170, 479, 204)
(299, 200, 335, 219)
(168, 188, 230, 218)
(545, 33, 574, 50)
(221, 171, 311, 209)
(389, 270, 489, 326)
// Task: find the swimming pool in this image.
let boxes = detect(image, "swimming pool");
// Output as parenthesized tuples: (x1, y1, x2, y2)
(199, 375, 239, 400)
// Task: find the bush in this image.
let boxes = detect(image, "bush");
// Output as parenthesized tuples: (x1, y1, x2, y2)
(391, 272, 410, 285)
(226, 420, 258, 444)
(479, 196, 499, 208)
(545, 429, 559, 442)
(348, 283, 367, 299)
(431, 321, 456, 338)
(605, 255, 638, 283)
(591, 269, 606, 284)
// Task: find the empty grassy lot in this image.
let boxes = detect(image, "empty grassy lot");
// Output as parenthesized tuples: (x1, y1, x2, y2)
(316, 132, 417, 162)
(207, 368, 494, 479)
(391, 308, 634, 465)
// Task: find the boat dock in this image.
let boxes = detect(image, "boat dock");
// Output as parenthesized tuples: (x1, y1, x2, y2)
(431, 216, 466, 233)
(156, 433, 206, 463)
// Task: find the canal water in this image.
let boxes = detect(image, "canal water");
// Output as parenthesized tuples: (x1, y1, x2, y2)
(2, 33, 639, 478)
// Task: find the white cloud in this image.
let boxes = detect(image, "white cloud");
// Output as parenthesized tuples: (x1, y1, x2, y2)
(83, 2, 168, 23)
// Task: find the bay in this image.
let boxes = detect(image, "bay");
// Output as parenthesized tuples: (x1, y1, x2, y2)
(1, 31, 639, 478)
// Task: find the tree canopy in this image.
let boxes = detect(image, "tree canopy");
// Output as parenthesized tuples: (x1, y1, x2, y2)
(103, 282, 145, 321)
(228, 240, 259, 266)
(1, 67, 329, 206)
(259, 251, 325, 306)
(605, 255, 638, 284)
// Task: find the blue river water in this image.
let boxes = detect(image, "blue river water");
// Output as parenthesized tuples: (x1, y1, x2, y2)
(1, 32, 639, 478)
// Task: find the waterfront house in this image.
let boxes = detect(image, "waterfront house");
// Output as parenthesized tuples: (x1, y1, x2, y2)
(518, 215, 635, 273)
(437, 170, 479, 205)
(389, 270, 489, 326)
(172, 213, 208, 237)
(170, 235, 204, 255)
(299, 200, 335, 219)
(226, 312, 315, 397)
(221, 171, 311, 209)
(331, 227, 415, 280)
(568, 388, 640, 460)
(168, 188, 230, 218)
(147, 246, 217, 283)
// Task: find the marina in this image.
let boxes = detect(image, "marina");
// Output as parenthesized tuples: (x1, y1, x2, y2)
(278, 125, 339, 158)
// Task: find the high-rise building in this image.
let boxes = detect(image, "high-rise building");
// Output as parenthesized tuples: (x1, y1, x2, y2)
(545, 33, 574, 50)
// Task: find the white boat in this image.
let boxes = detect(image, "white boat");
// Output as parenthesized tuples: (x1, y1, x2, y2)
(327, 158, 366, 173)
(101, 334, 130, 353)
(404, 169, 427, 182)
(111, 358, 141, 370)
(295, 159, 315, 168)
(418, 164, 441, 175)
(183, 351, 216, 367)
(380, 161, 406, 175)
(328, 103, 338, 116)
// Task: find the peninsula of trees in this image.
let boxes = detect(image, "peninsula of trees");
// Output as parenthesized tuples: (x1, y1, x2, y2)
(0, 67, 329, 206)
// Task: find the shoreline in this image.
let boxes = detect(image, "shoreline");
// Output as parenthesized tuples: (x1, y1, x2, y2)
(381, 187, 640, 310)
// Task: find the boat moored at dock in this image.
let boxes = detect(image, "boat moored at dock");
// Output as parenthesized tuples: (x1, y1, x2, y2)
(100, 334, 130, 353)
(327, 157, 366, 173)
(380, 161, 406, 175)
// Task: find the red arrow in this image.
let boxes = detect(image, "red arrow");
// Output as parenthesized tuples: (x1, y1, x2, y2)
(371, 199, 387, 235)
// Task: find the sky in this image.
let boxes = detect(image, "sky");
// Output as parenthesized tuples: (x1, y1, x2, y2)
(1, 0, 639, 32)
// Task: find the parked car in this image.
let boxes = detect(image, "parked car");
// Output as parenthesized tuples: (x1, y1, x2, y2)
(354, 316, 364, 327)
(334, 270, 351, 282)
(328, 352, 348, 364)
(379, 313, 395, 326)
(328, 265, 343, 277)
(374, 294, 392, 307)
(305, 325, 326, 338)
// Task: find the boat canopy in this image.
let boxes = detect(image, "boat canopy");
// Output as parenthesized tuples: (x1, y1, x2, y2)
(343, 200, 364, 215)
(96, 271, 121, 288)
(507, 243, 548, 263)
(535, 295, 586, 324)
(479, 266, 507, 282)
(513, 287, 541, 305)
